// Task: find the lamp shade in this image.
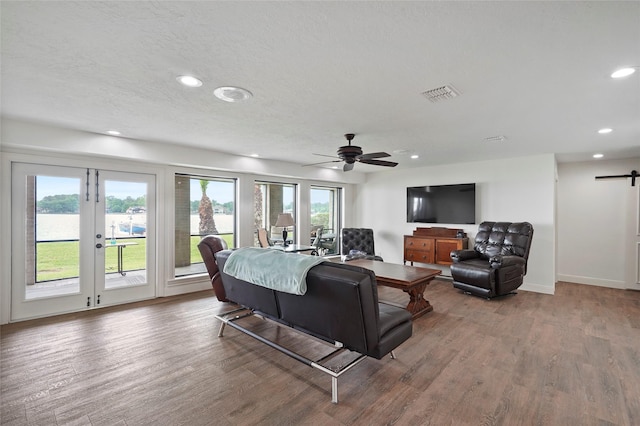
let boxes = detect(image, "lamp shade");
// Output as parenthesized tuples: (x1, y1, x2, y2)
(275, 213, 295, 228)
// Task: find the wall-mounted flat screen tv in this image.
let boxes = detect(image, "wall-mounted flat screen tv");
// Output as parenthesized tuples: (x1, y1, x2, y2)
(407, 183, 476, 224)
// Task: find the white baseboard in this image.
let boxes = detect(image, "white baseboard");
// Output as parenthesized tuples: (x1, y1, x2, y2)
(164, 279, 212, 297)
(556, 274, 626, 290)
(520, 282, 555, 295)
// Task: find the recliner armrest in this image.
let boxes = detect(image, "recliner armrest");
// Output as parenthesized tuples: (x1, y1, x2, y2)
(489, 255, 525, 269)
(450, 249, 480, 263)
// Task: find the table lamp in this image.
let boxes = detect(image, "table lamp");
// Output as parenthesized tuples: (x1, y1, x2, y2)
(275, 213, 295, 247)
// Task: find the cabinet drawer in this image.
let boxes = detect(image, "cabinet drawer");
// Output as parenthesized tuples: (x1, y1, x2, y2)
(405, 232, 467, 266)
(404, 237, 434, 251)
(405, 249, 434, 264)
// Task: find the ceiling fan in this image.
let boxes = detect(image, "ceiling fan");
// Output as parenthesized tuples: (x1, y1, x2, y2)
(304, 133, 398, 172)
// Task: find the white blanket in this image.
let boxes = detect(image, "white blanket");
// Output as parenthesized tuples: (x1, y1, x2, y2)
(223, 247, 325, 295)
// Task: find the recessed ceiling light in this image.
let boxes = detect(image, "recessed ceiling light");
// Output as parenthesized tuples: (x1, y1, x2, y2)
(250, 154, 259, 158)
(106, 130, 121, 136)
(331, 166, 339, 169)
(213, 86, 253, 102)
(598, 128, 613, 134)
(593, 153, 604, 159)
(176, 75, 203, 87)
(611, 68, 636, 79)
(410, 154, 419, 159)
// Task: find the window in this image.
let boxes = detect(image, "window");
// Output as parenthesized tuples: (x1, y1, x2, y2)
(254, 182, 297, 246)
(310, 186, 341, 254)
(175, 174, 236, 277)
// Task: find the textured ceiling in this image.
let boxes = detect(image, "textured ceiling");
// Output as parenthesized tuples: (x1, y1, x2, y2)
(1, 1, 639, 172)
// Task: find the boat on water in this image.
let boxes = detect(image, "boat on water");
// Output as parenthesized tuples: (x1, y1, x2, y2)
(119, 222, 146, 235)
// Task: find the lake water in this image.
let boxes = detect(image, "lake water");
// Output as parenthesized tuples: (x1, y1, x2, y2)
(36, 214, 234, 241)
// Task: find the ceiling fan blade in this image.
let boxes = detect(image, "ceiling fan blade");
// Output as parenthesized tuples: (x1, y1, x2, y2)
(312, 153, 340, 159)
(359, 159, 398, 167)
(302, 159, 342, 167)
(358, 152, 390, 160)
(343, 162, 355, 172)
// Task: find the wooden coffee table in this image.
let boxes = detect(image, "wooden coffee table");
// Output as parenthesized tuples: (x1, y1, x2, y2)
(340, 259, 441, 319)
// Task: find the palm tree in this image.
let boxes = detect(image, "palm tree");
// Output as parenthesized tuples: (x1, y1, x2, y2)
(254, 184, 263, 230)
(198, 180, 218, 235)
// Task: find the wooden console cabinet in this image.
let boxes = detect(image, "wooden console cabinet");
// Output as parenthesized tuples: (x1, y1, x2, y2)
(404, 227, 468, 266)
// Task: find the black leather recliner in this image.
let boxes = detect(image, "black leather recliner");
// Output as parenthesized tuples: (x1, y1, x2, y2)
(450, 221, 534, 299)
(197, 235, 229, 302)
(341, 228, 383, 261)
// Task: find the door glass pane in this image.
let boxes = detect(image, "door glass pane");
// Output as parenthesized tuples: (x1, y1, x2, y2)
(104, 180, 147, 289)
(174, 175, 236, 278)
(310, 186, 340, 254)
(255, 182, 297, 246)
(27, 176, 81, 299)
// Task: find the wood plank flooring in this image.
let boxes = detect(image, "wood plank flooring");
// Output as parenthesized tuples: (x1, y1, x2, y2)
(2, 280, 640, 425)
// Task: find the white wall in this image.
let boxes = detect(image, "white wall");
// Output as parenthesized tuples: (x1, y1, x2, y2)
(1, 118, 366, 185)
(557, 158, 640, 289)
(355, 154, 557, 295)
(0, 119, 357, 323)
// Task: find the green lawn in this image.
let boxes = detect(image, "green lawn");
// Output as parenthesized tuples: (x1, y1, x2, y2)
(36, 234, 235, 282)
(36, 241, 81, 281)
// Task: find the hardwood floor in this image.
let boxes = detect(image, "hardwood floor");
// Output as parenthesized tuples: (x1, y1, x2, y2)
(2, 280, 640, 425)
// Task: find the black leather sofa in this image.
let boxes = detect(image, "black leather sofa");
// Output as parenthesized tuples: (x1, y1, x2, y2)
(214, 249, 412, 403)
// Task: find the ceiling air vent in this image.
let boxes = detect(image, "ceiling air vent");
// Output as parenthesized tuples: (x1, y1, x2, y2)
(421, 85, 460, 102)
(484, 135, 508, 142)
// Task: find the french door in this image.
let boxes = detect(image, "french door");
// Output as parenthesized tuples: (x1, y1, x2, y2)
(11, 163, 156, 321)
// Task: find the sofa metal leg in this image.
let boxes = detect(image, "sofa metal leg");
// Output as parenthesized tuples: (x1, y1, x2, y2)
(216, 307, 254, 337)
(390, 350, 396, 359)
(217, 306, 368, 404)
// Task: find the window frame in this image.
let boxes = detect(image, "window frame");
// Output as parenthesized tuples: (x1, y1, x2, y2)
(254, 180, 298, 246)
(173, 173, 237, 280)
(310, 185, 342, 254)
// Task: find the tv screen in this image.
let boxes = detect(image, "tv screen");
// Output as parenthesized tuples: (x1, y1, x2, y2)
(407, 183, 476, 224)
